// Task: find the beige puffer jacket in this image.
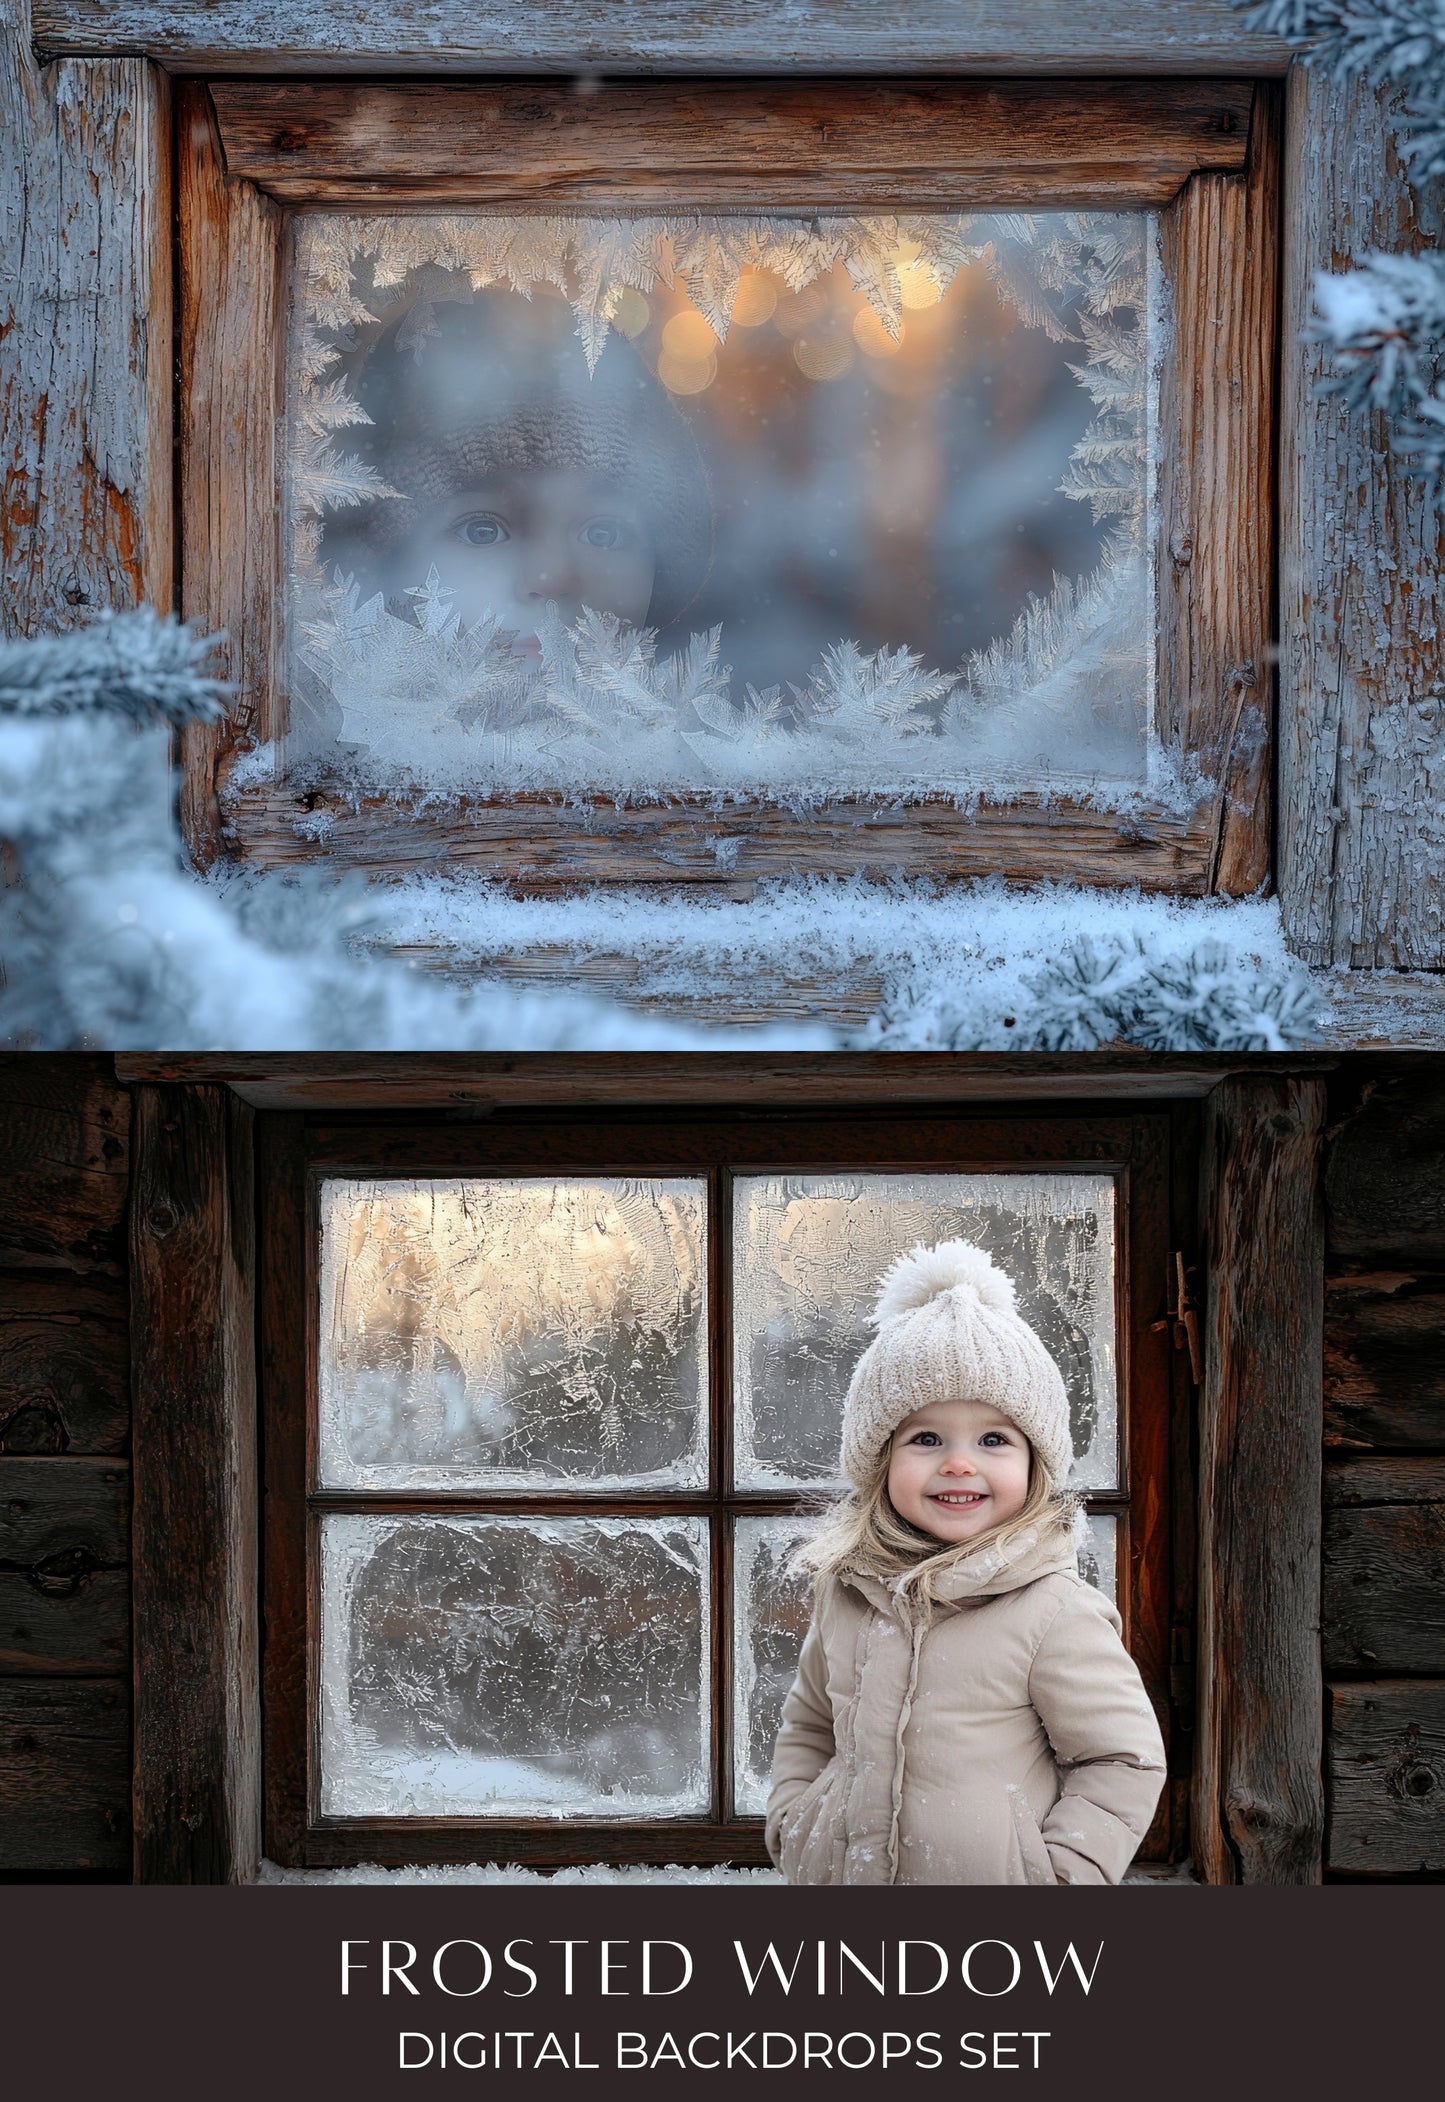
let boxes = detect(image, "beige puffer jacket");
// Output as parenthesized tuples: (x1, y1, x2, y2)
(765, 1525, 1167, 1885)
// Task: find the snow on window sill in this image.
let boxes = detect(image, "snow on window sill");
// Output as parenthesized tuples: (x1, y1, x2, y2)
(255, 1858, 1198, 1886)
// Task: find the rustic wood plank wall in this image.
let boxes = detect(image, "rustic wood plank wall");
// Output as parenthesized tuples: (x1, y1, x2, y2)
(0, 1057, 132, 1875)
(1323, 1064, 1445, 1876)
(0, 3, 172, 636)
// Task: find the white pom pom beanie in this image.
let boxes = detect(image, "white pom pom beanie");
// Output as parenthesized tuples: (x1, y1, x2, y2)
(840, 1240, 1073, 1490)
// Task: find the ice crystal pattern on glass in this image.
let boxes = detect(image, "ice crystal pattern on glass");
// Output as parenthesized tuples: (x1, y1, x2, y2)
(733, 1172, 1117, 1489)
(733, 1516, 819, 1817)
(321, 1515, 710, 1817)
(286, 211, 1156, 801)
(319, 1178, 707, 1489)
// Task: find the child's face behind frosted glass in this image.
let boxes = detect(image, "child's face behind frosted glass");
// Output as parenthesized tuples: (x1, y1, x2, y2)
(886, 1398, 1033, 1545)
(392, 470, 658, 657)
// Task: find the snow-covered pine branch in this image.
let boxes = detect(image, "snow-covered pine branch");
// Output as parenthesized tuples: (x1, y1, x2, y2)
(0, 610, 824, 1051)
(1235, 1, 1445, 508)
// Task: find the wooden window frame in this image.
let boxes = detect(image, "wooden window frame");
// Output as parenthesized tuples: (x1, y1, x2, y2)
(258, 1102, 1183, 1870)
(178, 76, 1279, 899)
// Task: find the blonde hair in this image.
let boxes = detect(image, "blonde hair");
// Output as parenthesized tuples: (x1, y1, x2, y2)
(792, 1425, 1077, 1606)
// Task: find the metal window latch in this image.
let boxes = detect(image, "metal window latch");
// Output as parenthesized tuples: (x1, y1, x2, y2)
(1151, 1251, 1202, 1386)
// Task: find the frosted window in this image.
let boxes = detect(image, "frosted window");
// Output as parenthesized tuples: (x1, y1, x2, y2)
(1080, 1513, 1118, 1602)
(320, 1514, 710, 1817)
(732, 1516, 818, 1816)
(319, 1178, 707, 1489)
(285, 211, 1155, 801)
(733, 1172, 1117, 1490)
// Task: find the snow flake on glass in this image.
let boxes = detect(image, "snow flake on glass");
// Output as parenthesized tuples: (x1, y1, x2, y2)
(320, 1514, 710, 1817)
(318, 1177, 707, 1489)
(732, 1516, 819, 1817)
(732, 1172, 1118, 1490)
(283, 211, 1159, 802)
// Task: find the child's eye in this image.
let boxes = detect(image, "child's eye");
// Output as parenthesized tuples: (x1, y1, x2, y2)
(579, 517, 628, 550)
(454, 514, 509, 547)
(909, 1431, 942, 1447)
(980, 1431, 1010, 1447)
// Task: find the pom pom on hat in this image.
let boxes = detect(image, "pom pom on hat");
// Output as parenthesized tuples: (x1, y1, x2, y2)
(871, 1239, 1017, 1327)
(840, 1237, 1073, 1490)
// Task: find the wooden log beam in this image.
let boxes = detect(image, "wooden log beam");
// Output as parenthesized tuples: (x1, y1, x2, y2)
(1279, 65, 1445, 968)
(130, 1084, 259, 1884)
(113, 1050, 1337, 1109)
(29, 3, 1292, 77)
(0, 8, 172, 634)
(211, 77, 1253, 210)
(1323, 1460, 1445, 1676)
(1195, 1073, 1326, 1883)
(1326, 1680, 1445, 1876)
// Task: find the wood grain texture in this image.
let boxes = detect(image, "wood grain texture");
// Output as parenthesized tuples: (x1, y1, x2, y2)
(212, 78, 1252, 208)
(0, 1676, 129, 1872)
(1194, 1074, 1326, 1884)
(219, 783, 1217, 892)
(112, 1051, 1337, 1109)
(1326, 1681, 1445, 1876)
(1325, 1072, 1445, 1265)
(0, 19, 172, 634)
(1324, 1488, 1445, 1677)
(0, 1456, 129, 1675)
(1156, 90, 1278, 895)
(0, 1057, 131, 1274)
(1324, 1274, 1445, 1451)
(29, 2, 1293, 76)
(130, 1085, 260, 1884)
(1279, 65, 1445, 968)
(0, 1271, 129, 1453)
(177, 83, 285, 866)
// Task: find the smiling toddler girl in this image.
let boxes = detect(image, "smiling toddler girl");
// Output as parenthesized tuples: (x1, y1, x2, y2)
(766, 1239, 1166, 1886)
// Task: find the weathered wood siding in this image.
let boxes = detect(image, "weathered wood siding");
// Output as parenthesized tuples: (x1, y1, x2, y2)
(0, 1057, 131, 1874)
(1280, 68, 1445, 969)
(1323, 1065, 1445, 1876)
(0, 7, 172, 636)
(29, 2, 1293, 76)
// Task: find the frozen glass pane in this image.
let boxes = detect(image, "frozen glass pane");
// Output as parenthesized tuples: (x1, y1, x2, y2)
(320, 1514, 710, 1817)
(733, 1172, 1117, 1490)
(282, 211, 1156, 801)
(1079, 1513, 1118, 1603)
(732, 1516, 818, 1817)
(319, 1177, 707, 1489)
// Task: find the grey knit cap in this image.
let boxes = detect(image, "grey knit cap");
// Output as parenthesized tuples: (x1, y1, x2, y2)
(840, 1240, 1074, 1490)
(320, 287, 713, 627)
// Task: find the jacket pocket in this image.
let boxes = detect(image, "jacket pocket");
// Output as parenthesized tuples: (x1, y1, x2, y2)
(778, 1760, 837, 1884)
(1008, 1792, 1059, 1888)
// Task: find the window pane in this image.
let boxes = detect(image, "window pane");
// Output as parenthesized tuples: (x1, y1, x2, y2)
(1080, 1512, 1118, 1601)
(733, 1171, 1117, 1490)
(318, 1177, 707, 1489)
(320, 1514, 711, 1817)
(732, 1515, 818, 1817)
(282, 211, 1155, 802)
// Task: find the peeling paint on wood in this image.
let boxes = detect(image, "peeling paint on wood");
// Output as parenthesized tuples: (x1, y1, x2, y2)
(29, 3, 1293, 77)
(1280, 67, 1445, 969)
(0, 14, 172, 634)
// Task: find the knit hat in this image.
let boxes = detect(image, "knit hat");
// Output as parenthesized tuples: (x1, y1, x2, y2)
(840, 1240, 1074, 1490)
(320, 285, 713, 628)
